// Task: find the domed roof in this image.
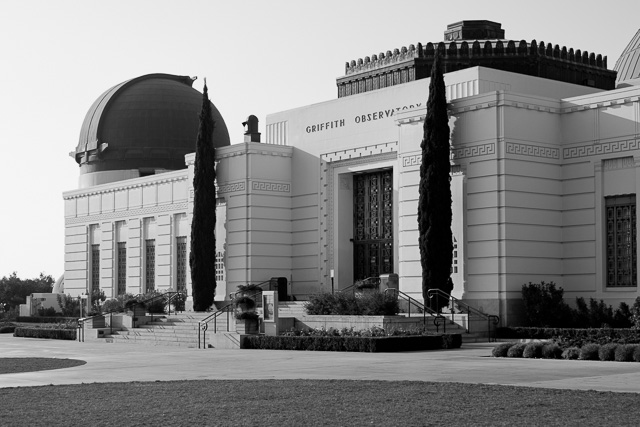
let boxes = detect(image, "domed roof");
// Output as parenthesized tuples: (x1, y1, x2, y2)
(73, 73, 230, 174)
(614, 29, 640, 87)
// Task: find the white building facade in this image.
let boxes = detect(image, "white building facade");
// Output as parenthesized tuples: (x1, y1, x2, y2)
(63, 22, 640, 324)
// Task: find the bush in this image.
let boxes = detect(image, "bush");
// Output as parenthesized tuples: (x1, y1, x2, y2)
(541, 343, 562, 359)
(56, 294, 80, 317)
(497, 326, 640, 348)
(522, 342, 544, 358)
(100, 294, 135, 314)
(634, 345, 640, 362)
(506, 342, 527, 358)
(615, 344, 636, 362)
(562, 347, 580, 360)
(14, 327, 76, 340)
(243, 334, 461, 352)
(304, 292, 399, 316)
(521, 281, 572, 327)
(598, 343, 618, 361)
(0, 325, 16, 334)
(37, 307, 58, 317)
(492, 342, 515, 357)
(579, 343, 601, 360)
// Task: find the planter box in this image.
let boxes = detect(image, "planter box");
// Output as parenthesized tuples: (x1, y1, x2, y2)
(295, 315, 427, 331)
(236, 319, 259, 335)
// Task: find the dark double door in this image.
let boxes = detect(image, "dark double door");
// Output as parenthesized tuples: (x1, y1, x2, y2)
(353, 170, 393, 281)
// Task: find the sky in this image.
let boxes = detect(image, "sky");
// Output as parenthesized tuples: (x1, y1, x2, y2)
(1, 0, 639, 279)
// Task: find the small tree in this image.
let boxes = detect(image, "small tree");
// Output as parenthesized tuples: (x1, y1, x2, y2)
(189, 81, 217, 311)
(417, 52, 453, 309)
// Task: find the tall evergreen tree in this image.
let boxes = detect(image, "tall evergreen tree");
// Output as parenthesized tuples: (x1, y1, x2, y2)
(417, 53, 453, 309)
(190, 81, 217, 311)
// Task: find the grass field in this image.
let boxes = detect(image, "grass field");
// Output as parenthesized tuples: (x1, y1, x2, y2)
(2, 379, 639, 426)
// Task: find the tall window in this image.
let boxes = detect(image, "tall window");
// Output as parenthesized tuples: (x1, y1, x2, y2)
(91, 244, 100, 293)
(606, 195, 637, 287)
(176, 236, 187, 293)
(145, 239, 155, 292)
(216, 251, 225, 282)
(117, 242, 127, 295)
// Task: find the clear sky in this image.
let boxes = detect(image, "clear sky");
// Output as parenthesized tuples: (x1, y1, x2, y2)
(1, 0, 638, 279)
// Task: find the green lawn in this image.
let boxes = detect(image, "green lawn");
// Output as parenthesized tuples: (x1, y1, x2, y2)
(1, 379, 639, 426)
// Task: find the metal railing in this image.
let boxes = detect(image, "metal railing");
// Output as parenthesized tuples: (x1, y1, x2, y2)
(383, 288, 438, 328)
(427, 288, 500, 341)
(77, 291, 185, 342)
(200, 282, 271, 349)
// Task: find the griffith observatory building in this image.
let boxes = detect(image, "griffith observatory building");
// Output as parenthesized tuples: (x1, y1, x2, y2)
(62, 21, 640, 324)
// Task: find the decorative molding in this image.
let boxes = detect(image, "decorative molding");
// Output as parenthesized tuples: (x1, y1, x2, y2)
(603, 156, 635, 171)
(321, 141, 398, 163)
(324, 151, 397, 289)
(506, 142, 560, 159)
(563, 139, 640, 159)
(452, 143, 495, 159)
(251, 181, 291, 193)
(217, 182, 246, 194)
(216, 147, 293, 160)
(63, 174, 187, 200)
(402, 154, 421, 167)
(65, 203, 188, 225)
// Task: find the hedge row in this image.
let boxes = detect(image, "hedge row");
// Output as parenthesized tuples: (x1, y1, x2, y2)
(243, 334, 462, 352)
(493, 341, 640, 362)
(497, 327, 640, 347)
(16, 316, 78, 324)
(14, 327, 76, 340)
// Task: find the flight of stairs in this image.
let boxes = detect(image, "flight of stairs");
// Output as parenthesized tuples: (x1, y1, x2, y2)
(104, 312, 214, 347)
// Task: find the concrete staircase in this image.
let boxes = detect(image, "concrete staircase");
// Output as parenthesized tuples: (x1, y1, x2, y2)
(104, 313, 213, 347)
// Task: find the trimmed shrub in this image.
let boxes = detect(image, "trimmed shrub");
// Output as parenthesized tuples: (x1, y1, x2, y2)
(579, 343, 601, 360)
(541, 343, 563, 359)
(562, 347, 580, 360)
(599, 343, 618, 361)
(441, 334, 462, 349)
(0, 326, 16, 334)
(506, 342, 527, 358)
(523, 341, 544, 358)
(633, 345, 640, 362)
(304, 292, 399, 316)
(14, 327, 76, 340)
(16, 316, 77, 324)
(497, 326, 640, 347)
(492, 342, 516, 357)
(614, 344, 636, 362)
(243, 334, 461, 352)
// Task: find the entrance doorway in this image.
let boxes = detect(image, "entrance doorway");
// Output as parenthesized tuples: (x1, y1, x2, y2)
(353, 170, 393, 280)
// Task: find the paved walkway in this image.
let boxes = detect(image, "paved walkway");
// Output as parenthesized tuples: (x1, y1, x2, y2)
(2, 335, 640, 393)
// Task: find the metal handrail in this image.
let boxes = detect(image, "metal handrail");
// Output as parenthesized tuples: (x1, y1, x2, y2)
(384, 288, 438, 327)
(199, 288, 263, 349)
(427, 288, 501, 341)
(77, 290, 185, 342)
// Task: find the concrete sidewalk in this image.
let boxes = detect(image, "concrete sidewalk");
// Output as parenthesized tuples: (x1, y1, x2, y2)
(2, 335, 640, 393)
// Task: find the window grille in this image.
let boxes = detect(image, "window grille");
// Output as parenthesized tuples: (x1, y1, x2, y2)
(606, 195, 637, 287)
(176, 236, 187, 293)
(91, 244, 100, 293)
(117, 242, 126, 295)
(145, 239, 155, 291)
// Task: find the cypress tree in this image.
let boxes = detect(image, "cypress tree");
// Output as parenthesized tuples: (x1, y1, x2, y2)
(417, 53, 454, 310)
(189, 81, 217, 311)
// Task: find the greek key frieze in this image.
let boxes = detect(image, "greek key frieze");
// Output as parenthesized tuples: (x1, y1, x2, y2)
(506, 142, 559, 159)
(217, 182, 246, 193)
(563, 139, 640, 159)
(251, 181, 291, 193)
(402, 155, 421, 167)
(452, 143, 495, 159)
